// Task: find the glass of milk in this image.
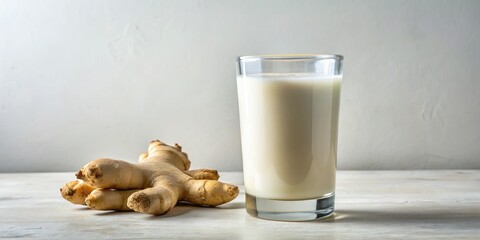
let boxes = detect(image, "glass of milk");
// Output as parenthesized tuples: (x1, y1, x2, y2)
(236, 54, 343, 221)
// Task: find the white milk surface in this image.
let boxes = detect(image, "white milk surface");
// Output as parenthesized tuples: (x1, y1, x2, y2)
(237, 75, 341, 200)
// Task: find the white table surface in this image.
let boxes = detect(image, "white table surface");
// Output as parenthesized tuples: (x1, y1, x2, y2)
(0, 170, 479, 239)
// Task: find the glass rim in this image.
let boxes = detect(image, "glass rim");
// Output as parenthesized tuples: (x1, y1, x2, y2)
(237, 54, 343, 62)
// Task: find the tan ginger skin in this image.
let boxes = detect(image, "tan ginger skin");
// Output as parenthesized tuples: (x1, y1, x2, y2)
(60, 140, 239, 215)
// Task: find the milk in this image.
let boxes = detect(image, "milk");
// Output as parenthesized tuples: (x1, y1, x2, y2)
(237, 75, 341, 200)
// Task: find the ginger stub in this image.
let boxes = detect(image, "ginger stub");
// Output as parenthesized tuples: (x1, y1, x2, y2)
(60, 140, 239, 215)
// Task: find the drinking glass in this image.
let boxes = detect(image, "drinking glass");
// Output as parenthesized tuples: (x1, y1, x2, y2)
(236, 54, 343, 221)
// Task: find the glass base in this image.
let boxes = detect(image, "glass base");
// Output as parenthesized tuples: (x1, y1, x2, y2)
(246, 193, 335, 222)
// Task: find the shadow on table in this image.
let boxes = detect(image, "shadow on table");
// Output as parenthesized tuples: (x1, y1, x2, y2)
(217, 201, 245, 209)
(89, 201, 245, 218)
(74, 206, 91, 211)
(90, 203, 194, 218)
(327, 208, 480, 225)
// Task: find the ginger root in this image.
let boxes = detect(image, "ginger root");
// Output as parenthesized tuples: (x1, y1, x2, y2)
(60, 140, 239, 215)
(60, 179, 96, 205)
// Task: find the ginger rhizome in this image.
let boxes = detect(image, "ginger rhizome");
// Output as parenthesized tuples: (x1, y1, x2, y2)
(60, 140, 239, 215)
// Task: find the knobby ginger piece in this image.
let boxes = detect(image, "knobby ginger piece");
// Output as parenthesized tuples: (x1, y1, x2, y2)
(60, 140, 239, 215)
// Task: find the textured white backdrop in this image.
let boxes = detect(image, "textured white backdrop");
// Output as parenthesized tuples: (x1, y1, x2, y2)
(1, 0, 480, 172)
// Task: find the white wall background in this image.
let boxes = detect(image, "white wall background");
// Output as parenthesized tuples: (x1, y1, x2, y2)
(1, 0, 479, 172)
